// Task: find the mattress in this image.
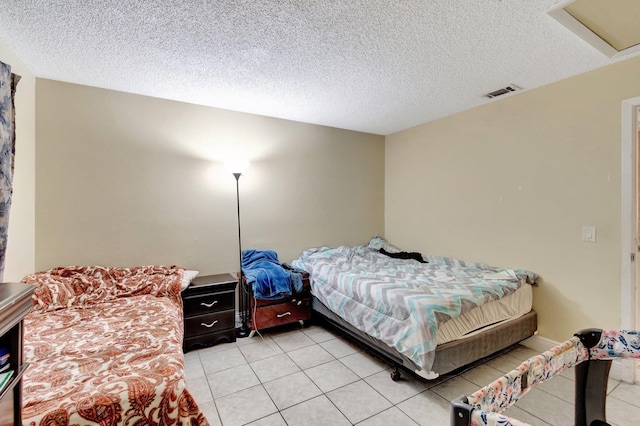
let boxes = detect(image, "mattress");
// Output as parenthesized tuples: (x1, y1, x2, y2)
(438, 283, 533, 344)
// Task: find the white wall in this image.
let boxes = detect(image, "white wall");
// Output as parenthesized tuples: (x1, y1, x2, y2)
(386, 56, 640, 342)
(0, 40, 35, 282)
(35, 79, 385, 274)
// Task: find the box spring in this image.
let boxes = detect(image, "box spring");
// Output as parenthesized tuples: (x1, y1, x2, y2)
(312, 297, 537, 377)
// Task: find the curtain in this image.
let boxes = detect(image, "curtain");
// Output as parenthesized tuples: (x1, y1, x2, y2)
(0, 61, 20, 281)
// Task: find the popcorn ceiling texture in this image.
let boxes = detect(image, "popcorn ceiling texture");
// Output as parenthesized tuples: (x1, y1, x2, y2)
(0, 0, 625, 135)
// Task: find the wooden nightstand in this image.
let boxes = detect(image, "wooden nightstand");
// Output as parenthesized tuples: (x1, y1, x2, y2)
(247, 274, 311, 337)
(182, 273, 237, 352)
(0, 282, 35, 426)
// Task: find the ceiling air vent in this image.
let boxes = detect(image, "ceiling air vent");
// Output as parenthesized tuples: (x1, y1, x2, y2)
(485, 85, 521, 99)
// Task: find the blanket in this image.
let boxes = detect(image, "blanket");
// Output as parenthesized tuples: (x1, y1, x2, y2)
(293, 245, 536, 372)
(21, 265, 208, 426)
(242, 249, 291, 300)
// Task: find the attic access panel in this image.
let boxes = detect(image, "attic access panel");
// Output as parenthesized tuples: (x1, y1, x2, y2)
(548, 0, 640, 59)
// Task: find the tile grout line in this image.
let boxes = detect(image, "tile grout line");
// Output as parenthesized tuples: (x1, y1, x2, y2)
(275, 328, 450, 425)
(279, 339, 354, 423)
(192, 329, 640, 426)
(251, 329, 396, 425)
(277, 331, 428, 425)
(238, 340, 284, 424)
(196, 348, 224, 426)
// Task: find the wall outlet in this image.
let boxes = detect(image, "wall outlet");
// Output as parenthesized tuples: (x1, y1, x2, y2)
(582, 226, 597, 243)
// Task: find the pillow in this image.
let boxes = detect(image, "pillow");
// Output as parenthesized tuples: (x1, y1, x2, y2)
(367, 235, 402, 253)
(181, 270, 199, 291)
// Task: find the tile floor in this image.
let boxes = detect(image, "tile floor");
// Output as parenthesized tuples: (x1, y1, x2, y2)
(184, 324, 640, 426)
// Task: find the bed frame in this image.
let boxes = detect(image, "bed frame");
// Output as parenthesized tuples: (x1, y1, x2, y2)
(312, 297, 537, 381)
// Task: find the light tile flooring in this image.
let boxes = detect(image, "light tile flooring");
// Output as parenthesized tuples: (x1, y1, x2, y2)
(184, 324, 640, 426)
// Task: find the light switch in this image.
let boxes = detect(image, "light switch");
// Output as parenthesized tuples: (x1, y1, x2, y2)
(582, 226, 596, 243)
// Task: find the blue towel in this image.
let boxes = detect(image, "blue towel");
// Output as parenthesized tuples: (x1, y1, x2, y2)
(242, 249, 292, 300)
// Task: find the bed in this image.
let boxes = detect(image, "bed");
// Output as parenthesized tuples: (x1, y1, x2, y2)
(291, 236, 538, 380)
(20, 265, 208, 426)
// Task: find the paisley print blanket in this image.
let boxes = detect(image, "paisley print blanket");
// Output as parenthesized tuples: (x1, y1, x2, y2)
(21, 265, 208, 426)
(292, 244, 536, 373)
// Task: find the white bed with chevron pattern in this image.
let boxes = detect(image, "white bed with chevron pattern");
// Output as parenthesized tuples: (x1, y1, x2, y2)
(292, 236, 537, 379)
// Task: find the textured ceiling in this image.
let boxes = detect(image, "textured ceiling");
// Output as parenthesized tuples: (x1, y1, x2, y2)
(0, 1, 631, 135)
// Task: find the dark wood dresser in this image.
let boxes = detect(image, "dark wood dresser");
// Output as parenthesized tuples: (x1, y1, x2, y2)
(247, 274, 311, 337)
(0, 282, 35, 426)
(182, 273, 237, 352)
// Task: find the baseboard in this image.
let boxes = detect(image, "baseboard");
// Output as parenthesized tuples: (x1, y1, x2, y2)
(610, 360, 623, 382)
(520, 334, 624, 382)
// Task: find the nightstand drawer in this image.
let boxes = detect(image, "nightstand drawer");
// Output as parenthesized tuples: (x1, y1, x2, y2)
(184, 329, 236, 350)
(251, 298, 311, 330)
(185, 310, 235, 337)
(183, 290, 234, 316)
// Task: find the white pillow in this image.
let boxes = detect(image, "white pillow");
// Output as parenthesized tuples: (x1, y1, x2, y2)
(181, 270, 199, 291)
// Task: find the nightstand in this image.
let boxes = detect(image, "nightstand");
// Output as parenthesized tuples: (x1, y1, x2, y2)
(0, 283, 35, 425)
(247, 273, 311, 337)
(182, 273, 237, 352)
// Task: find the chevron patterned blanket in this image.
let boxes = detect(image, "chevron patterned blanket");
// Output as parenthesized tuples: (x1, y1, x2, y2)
(292, 244, 536, 373)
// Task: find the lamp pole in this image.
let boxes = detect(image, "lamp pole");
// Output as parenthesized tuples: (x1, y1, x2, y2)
(234, 172, 250, 338)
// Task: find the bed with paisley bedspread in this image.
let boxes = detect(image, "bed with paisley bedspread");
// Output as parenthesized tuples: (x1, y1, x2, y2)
(20, 265, 208, 426)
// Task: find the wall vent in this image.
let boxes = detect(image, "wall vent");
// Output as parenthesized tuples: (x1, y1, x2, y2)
(485, 85, 521, 99)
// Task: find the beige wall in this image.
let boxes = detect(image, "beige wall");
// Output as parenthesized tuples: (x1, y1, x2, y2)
(35, 79, 384, 274)
(0, 41, 36, 282)
(386, 56, 640, 342)
(22, 44, 640, 344)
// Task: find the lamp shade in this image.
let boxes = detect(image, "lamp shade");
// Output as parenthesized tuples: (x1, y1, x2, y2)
(224, 161, 250, 174)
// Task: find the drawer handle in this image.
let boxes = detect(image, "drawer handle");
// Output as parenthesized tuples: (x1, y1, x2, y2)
(201, 300, 218, 308)
(201, 320, 219, 328)
(276, 312, 291, 318)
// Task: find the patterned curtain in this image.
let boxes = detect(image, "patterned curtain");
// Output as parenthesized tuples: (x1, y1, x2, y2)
(0, 61, 20, 281)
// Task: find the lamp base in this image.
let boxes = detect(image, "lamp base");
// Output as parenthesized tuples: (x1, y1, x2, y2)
(236, 325, 251, 338)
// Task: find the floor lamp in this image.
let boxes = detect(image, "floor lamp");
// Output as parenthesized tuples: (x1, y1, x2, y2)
(225, 161, 250, 338)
